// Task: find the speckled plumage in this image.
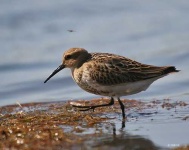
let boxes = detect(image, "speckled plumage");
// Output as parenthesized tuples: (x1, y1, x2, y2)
(44, 48, 179, 120)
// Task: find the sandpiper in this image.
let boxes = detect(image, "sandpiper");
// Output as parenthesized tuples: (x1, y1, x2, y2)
(44, 48, 179, 120)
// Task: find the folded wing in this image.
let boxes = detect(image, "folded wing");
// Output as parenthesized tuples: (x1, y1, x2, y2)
(89, 54, 178, 85)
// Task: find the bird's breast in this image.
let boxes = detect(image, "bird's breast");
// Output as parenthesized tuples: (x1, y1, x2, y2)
(72, 67, 111, 95)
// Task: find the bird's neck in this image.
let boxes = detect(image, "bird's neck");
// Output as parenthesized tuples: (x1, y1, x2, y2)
(75, 53, 91, 68)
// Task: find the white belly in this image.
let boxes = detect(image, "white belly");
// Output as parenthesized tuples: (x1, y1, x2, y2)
(92, 78, 157, 96)
(79, 72, 164, 97)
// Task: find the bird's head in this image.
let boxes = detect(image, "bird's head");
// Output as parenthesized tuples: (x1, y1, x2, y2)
(44, 48, 90, 83)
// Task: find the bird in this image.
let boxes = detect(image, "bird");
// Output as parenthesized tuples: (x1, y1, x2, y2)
(44, 48, 179, 120)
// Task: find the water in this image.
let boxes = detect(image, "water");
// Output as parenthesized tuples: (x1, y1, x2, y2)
(0, 0, 189, 148)
(1, 0, 189, 106)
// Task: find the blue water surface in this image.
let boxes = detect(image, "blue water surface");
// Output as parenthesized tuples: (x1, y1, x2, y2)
(0, 0, 189, 106)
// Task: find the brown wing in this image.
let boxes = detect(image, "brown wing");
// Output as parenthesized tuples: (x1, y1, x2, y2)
(89, 53, 178, 85)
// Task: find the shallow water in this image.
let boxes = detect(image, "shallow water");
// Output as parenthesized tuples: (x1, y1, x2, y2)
(0, 0, 189, 148)
(1, 0, 189, 105)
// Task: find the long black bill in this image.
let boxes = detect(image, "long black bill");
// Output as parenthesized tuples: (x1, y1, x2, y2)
(44, 64, 65, 83)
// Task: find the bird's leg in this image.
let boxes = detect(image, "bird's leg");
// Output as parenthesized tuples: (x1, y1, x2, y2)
(118, 98, 126, 120)
(72, 97, 114, 111)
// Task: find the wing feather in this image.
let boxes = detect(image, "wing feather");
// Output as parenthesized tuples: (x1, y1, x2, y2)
(88, 53, 177, 85)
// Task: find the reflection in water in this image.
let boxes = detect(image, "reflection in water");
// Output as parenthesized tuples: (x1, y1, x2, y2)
(1, 0, 189, 148)
(1, 101, 187, 149)
(87, 122, 162, 150)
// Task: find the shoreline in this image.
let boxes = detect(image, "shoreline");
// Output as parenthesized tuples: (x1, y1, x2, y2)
(0, 98, 188, 149)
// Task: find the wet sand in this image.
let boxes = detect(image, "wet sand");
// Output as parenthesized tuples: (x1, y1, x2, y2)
(0, 98, 189, 150)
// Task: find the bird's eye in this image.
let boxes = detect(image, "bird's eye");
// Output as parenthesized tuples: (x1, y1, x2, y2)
(65, 55, 72, 60)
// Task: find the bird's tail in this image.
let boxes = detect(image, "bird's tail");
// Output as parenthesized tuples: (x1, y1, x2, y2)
(163, 66, 180, 74)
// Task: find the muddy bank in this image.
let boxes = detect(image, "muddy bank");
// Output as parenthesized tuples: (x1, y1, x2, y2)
(0, 98, 188, 150)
